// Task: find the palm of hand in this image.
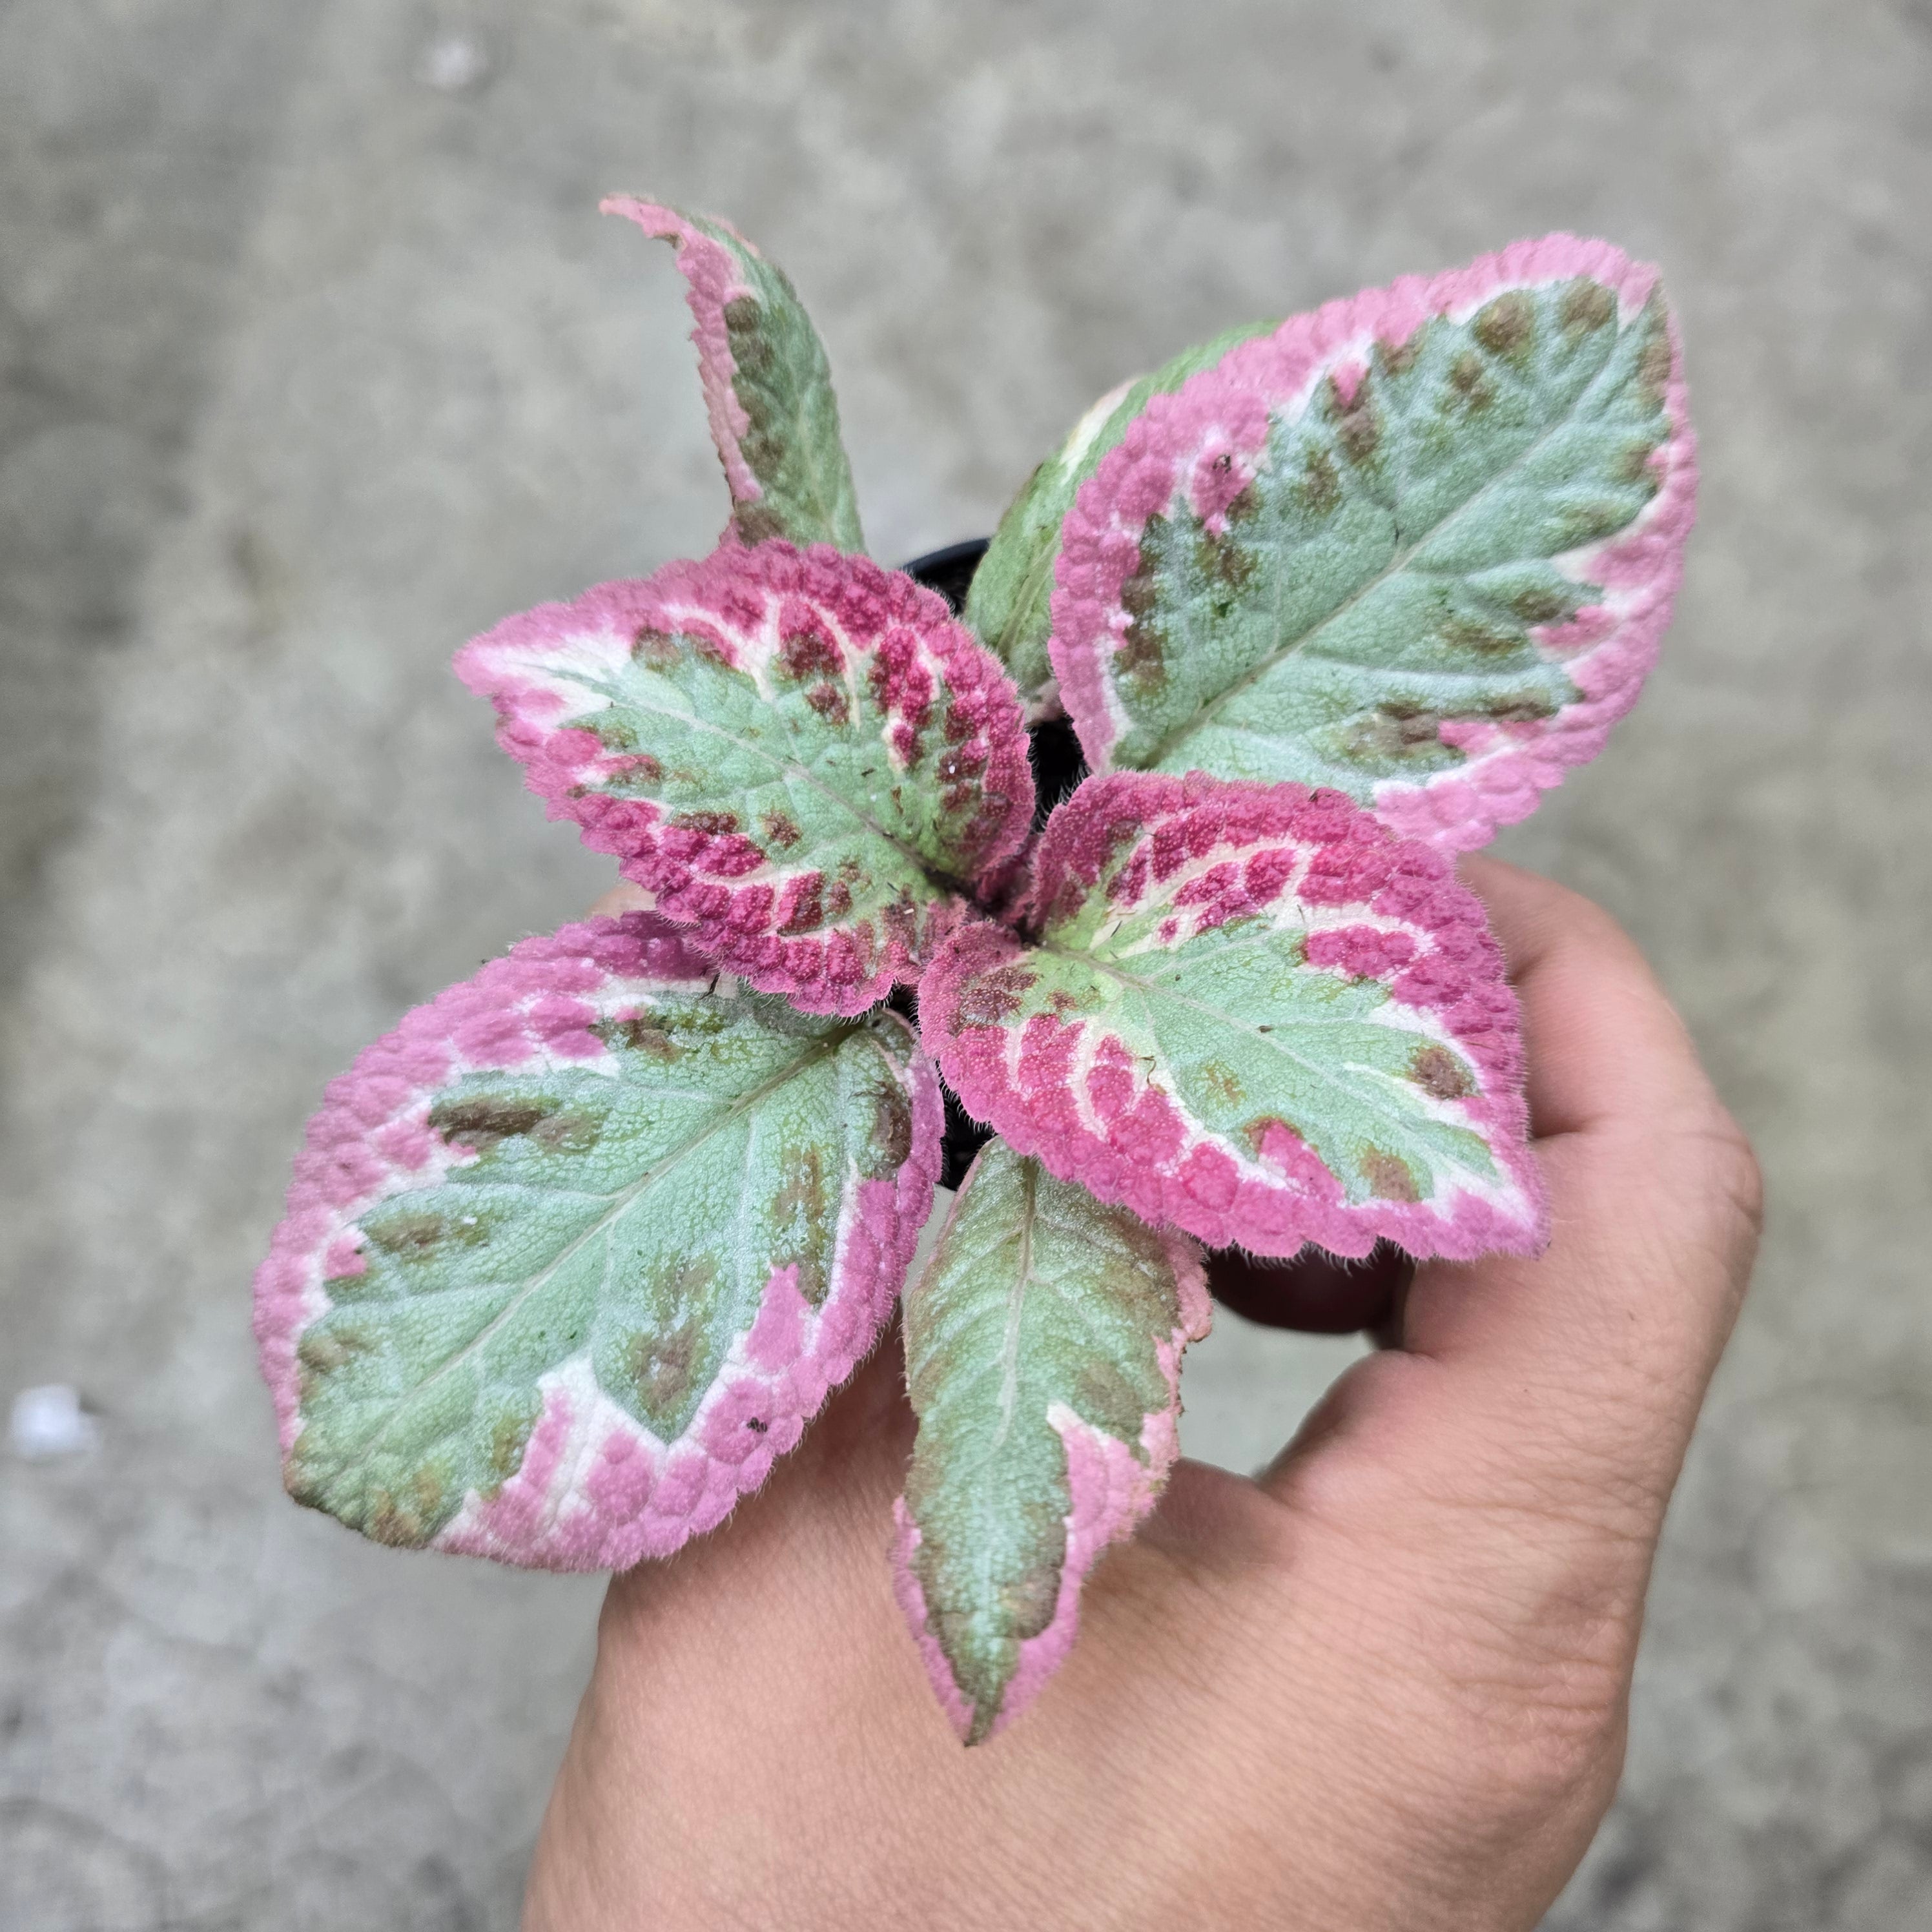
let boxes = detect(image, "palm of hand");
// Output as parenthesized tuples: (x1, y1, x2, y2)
(526, 858, 1761, 1932)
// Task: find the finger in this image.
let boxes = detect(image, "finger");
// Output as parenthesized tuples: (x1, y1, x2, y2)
(1209, 1242, 1413, 1335)
(1268, 866, 1761, 1537)
(589, 880, 653, 918)
(1458, 855, 1721, 1144)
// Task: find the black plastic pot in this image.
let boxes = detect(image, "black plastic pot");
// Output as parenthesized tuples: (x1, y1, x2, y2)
(899, 539, 1088, 1187)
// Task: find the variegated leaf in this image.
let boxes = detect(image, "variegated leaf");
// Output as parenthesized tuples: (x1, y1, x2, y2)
(965, 322, 1275, 707)
(920, 772, 1544, 1260)
(604, 195, 865, 552)
(458, 541, 1034, 1016)
(252, 913, 940, 1569)
(893, 1138, 1209, 1743)
(1051, 234, 1696, 851)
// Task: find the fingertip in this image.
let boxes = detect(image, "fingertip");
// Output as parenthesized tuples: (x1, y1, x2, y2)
(1209, 1242, 1413, 1335)
(590, 880, 654, 919)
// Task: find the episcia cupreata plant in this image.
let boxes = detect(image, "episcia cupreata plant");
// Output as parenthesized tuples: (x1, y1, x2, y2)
(253, 197, 1696, 1743)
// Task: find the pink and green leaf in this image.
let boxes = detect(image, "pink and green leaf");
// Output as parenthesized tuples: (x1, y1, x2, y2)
(252, 912, 940, 1570)
(892, 1138, 1209, 1743)
(965, 322, 1276, 707)
(603, 196, 865, 553)
(458, 541, 1034, 1015)
(1049, 235, 1696, 852)
(920, 772, 1544, 1260)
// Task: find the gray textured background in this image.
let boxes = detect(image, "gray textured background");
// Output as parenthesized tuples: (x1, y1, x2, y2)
(3, 1, 1927, 1926)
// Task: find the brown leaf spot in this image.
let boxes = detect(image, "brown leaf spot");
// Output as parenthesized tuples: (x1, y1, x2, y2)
(1559, 278, 1616, 338)
(488, 1407, 535, 1483)
(1481, 694, 1557, 725)
(630, 1311, 704, 1419)
(1472, 291, 1535, 359)
(881, 895, 920, 952)
(1637, 326, 1674, 406)
(1509, 584, 1572, 626)
(530, 1110, 601, 1155)
(772, 1136, 827, 1228)
(1344, 703, 1444, 762)
(1300, 447, 1342, 516)
(1449, 350, 1495, 410)
(601, 1015, 681, 1060)
(781, 874, 826, 935)
(806, 681, 850, 723)
(1442, 614, 1521, 656)
(1556, 498, 1638, 547)
(369, 1467, 446, 1547)
(779, 621, 841, 681)
(956, 963, 1038, 1029)
(1617, 439, 1660, 486)
(670, 808, 740, 836)
(361, 1210, 453, 1257)
(1120, 541, 1160, 614)
(1196, 529, 1255, 591)
(429, 1094, 557, 1151)
(999, 1562, 1061, 1637)
(1361, 1147, 1421, 1202)
(761, 810, 803, 848)
(772, 1147, 832, 1300)
(1331, 379, 1381, 464)
(1200, 1060, 1244, 1106)
(732, 503, 787, 545)
(297, 1329, 358, 1377)
(1379, 329, 1423, 378)
(871, 1080, 913, 1170)
(1115, 543, 1169, 692)
(1410, 1042, 1476, 1101)
(632, 627, 679, 665)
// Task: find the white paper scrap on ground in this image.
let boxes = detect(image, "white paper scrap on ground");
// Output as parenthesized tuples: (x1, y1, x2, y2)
(10, 1384, 99, 1460)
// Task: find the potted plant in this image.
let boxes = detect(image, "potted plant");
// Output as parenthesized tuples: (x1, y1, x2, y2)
(253, 196, 1694, 1743)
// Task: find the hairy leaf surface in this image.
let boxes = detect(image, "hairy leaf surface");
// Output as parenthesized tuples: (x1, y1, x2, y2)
(965, 322, 1275, 708)
(252, 914, 940, 1569)
(459, 542, 1034, 1014)
(893, 1140, 1209, 1743)
(921, 773, 1543, 1259)
(1051, 235, 1696, 850)
(604, 196, 865, 552)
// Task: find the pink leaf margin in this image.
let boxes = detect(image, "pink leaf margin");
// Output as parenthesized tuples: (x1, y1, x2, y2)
(921, 772, 1547, 1262)
(602, 196, 764, 509)
(456, 540, 1034, 1017)
(251, 912, 942, 1572)
(1049, 234, 1697, 852)
(890, 1222, 1211, 1743)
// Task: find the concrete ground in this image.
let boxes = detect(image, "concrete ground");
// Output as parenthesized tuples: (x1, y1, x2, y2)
(3, 1, 1928, 1924)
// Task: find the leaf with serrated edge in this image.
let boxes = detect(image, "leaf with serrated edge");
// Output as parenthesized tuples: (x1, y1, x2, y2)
(965, 322, 1275, 708)
(458, 541, 1034, 1016)
(603, 196, 865, 553)
(1049, 235, 1696, 852)
(252, 912, 940, 1568)
(921, 772, 1545, 1260)
(892, 1138, 1209, 1743)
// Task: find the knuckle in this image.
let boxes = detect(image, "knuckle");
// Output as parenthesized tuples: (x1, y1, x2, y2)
(1713, 1122, 1766, 1241)
(1426, 1636, 1630, 1827)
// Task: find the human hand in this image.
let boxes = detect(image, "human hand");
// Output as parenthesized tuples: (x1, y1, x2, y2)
(522, 858, 1762, 1931)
